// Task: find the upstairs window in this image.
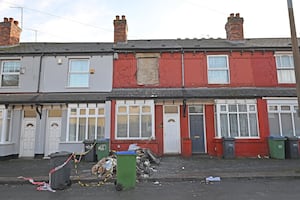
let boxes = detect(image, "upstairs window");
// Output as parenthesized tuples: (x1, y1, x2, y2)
(68, 59, 89, 87)
(275, 54, 295, 83)
(1, 60, 20, 87)
(207, 55, 229, 84)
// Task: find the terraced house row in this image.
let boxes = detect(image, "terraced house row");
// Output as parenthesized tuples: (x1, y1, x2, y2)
(0, 14, 299, 159)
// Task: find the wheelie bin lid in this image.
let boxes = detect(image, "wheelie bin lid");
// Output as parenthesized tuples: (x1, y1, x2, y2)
(268, 136, 287, 140)
(116, 151, 136, 155)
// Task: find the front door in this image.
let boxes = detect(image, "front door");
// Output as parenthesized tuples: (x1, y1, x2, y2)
(189, 105, 206, 153)
(163, 105, 181, 154)
(19, 118, 36, 157)
(45, 118, 61, 156)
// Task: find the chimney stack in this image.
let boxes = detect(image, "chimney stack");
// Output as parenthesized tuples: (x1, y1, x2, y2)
(114, 15, 128, 43)
(225, 13, 244, 41)
(0, 17, 22, 46)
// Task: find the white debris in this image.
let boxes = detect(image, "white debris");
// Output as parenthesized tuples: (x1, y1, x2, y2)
(205, 176, 221, 182)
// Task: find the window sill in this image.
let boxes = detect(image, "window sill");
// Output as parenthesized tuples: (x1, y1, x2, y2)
(65, 87, 90, 89)
(0, 142, 14, 145)
(115, 137, 156, 141)
(59, 141, 84, 144)
(214, 137, 260, 139)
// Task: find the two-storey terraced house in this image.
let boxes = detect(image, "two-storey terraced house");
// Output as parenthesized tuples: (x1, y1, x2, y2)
(0, 14, 299, 158)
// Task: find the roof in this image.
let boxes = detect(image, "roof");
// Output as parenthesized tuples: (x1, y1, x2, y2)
(109, 87, 297, 99)
(0, 42, 113, 55)
(0, 87, 296, 104)
(0, 38, 298, 55)
(113, 38, 299, 51)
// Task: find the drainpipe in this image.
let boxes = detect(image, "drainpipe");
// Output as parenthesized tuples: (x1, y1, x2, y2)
(36, 53, 44, 119)
(181, 49, 185, 88)
(37, 53, 44, 93)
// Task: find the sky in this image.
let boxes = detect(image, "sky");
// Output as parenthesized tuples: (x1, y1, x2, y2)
(0, 0, 299, 43)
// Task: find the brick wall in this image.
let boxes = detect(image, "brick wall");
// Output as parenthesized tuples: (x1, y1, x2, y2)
(0, 17, 21, 46)
(225, 13, 244, 41)
(113, 15, 127, 43)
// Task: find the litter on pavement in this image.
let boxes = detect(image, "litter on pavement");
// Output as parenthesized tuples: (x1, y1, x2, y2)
(205, 176, 221, 183)
(91, 144, 160, 181)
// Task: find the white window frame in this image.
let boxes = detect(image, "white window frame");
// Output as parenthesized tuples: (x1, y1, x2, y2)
(66, 103, 105, 142)
(0, 106, 12, 144)
(115, 100, 155, 140)
(275, 52, 295, 83)
(207, 55, 230, 84)
(215, 99, 259, 138)
(68, 58, 90, 88)
(0, 60, 21, 87)
(267, 99, 299, 137)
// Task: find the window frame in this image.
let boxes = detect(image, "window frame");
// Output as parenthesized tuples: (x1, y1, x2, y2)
(207, 55, 230, 84)
(0, 60, 21, 87)
(215, 100, 259, 138)
(267, 102, 299, 137)
(115, 100, 155, 140)
(66, 104, 105, 142)
(67, 58, 90, 88)
(275, 53, 295, 84)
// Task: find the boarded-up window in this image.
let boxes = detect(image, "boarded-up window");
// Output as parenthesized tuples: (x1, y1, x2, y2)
(136, 53, 160, 85)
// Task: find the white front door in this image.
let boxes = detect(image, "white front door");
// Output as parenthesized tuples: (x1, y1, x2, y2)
(163, 106, 181, 154)
(19, 118, 36, 157)
(45, 118, 61, 156)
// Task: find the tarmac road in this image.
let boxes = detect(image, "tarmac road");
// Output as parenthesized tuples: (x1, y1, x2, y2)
(1, 178, 300, 200)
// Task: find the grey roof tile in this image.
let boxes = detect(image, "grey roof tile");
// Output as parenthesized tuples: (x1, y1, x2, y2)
(0, 38, 298, 55)
(0, 88, 296, 104)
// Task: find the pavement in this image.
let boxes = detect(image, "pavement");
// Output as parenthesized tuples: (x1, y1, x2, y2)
(1, 155, 300, 185)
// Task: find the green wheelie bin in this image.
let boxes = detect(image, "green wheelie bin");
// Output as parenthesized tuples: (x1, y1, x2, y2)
(115, 151, 136, 191)
(95, 139, 110, 161)
(268, 136, 286, 159)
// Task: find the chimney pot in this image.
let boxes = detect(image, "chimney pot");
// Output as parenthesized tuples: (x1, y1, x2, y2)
(225, 13, 244, 41)
(4, 17, 8, 22)
(113, 15, 128, 43)
(14, 20, 19, 26)
(9, 17, 13, 22)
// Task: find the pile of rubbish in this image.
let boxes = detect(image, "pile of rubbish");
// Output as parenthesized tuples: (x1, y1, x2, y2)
(91, 144, 160, 180)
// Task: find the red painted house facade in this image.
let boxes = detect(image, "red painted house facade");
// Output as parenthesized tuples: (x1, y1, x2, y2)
(109, 14, 299, 157)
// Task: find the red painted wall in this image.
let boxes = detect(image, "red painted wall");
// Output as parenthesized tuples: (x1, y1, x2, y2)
(113, 51, 287, 88)
(229, 52, 255, 86)
(110, 100, 164, 156)
(159, 53, 182, 87)
(208, 98, 270, 157)
(252, 52, 278, 87)
(113, 54, 137, 88)
(184, 53, 207, 87)
(205, 105, 217, 155)
(111, 50, 293, 157)
(155, 105, 164, 156)
(110, 99, 273, 157)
